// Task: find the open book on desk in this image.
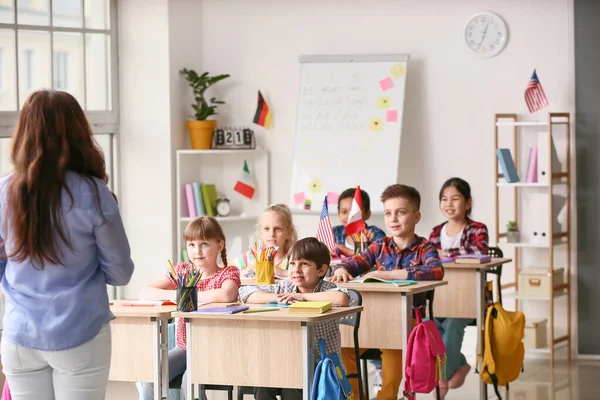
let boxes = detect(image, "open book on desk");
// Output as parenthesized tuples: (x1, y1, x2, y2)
(349, 277, 418, 287)
(122, 300, 176, 307)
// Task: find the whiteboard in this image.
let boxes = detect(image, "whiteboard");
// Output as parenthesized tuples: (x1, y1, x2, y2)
(290, 54, 409, 213)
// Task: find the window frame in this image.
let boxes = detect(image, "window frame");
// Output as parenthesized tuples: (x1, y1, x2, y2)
(0, 0, 119, 137)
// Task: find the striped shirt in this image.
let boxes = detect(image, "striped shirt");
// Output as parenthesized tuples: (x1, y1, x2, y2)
(429, 218, 489, 257)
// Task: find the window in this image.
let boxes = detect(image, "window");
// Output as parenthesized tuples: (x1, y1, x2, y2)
(23, 49, 33, 90)
(53, 51, 69, 90)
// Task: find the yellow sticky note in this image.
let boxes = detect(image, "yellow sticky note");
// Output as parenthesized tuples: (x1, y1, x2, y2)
(370, 118, 383, 132)
(378, 96, 391, 109)
(390, 63, 406, 79)
(308, 178, 322, 194)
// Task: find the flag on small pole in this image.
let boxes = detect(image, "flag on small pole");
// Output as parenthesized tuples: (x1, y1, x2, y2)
(253, 91, 272, 128)
(316, 195, 336, 253)
(525, 69, 549, 113)
(234, 160, 255, 199)
(345, 186, 367, 237)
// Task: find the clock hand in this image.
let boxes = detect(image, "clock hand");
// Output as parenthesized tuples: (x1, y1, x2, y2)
(477, 21, 491, 49)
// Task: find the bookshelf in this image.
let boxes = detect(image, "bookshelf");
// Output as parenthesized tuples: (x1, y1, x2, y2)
(493, 112, 571, 367)
(175, 148, 270, 261)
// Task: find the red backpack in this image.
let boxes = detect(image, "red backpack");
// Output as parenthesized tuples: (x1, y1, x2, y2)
(403, 309, 447, 400)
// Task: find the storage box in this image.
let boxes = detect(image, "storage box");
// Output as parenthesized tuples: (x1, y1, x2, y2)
(523, 318, 547, 349)
(518, 267, 564, 297)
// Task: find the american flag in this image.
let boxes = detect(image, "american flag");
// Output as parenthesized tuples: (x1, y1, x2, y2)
(525, 69, 549, 113)
(316, 195, 336, 252)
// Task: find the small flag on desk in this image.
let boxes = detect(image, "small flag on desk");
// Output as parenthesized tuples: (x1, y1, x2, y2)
(345, 186, 366, 237)
(316, 195, 336, 252)
(525, 69, 549, 113)
(234, 160, 255, 199)
(253, 91, 272, 128)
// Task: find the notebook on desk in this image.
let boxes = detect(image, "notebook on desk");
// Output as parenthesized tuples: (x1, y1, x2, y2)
(122, 300, 177, 307)
(455, 254, 491, 264)
(193, 305, 249, 314)
(349, 277, 418, 287)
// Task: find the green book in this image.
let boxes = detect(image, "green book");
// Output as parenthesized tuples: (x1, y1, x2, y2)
(201, 184, 217, 216)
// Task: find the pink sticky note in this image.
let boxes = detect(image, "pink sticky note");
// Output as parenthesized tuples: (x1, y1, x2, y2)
(294, 192, 305, 205)
(386, 109, 398, 122)
(327, 192, 339, 205)
(379, 77, 394, 91)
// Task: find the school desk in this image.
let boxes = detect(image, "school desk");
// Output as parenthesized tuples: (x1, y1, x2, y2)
(334, 281, 448, 394)
(434, 258, 513, 400)
(109, 301, 175, 400)
(173, 304, 362, 400)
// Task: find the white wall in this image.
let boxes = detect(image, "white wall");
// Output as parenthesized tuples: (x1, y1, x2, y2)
(118, 0, 576, 352)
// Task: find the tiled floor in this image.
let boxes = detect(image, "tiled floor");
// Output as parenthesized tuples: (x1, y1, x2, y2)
(107, 358, 600, 400)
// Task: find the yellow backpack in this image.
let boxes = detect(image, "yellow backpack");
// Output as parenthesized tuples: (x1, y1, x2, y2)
(477, 302, 525, 399)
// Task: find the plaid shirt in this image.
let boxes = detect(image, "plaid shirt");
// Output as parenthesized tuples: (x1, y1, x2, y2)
(167, 264, 241, 349)
(238, 280, 348, 362)
(429, 218, 489, 257)
(332, 236, 443, 307)
(332, 224, 386, 246)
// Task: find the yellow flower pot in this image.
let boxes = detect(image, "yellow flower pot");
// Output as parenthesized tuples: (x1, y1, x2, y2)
(187, 120, 217, 150)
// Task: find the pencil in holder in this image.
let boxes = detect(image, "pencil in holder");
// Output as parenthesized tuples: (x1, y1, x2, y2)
(176, 287, 198, 312)
(255, 260, 275, 285)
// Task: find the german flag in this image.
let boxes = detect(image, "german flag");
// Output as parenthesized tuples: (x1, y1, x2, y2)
(253, 91, 272, 128)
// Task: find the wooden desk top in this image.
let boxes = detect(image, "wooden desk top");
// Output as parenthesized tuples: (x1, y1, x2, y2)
(442, 257, 512, 270)
(240, 278, 282, 286)
(334, 280, 447, 293)
(173, 303, 362, 322)
(110, 300, 176, 318)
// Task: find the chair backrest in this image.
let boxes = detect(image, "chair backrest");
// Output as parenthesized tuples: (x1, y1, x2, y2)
(488, 246, 504, 258)
(339, 289, 362, 328)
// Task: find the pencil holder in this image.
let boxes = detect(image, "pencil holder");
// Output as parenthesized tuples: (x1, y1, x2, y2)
(176, 287, 198, 312)
(255, 260, 275, 285)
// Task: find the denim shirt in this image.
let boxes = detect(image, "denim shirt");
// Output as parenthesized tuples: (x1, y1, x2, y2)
(0, 172, 134, 351)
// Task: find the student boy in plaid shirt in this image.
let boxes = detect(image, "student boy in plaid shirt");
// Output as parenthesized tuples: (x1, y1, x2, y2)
(239, 237, 349, 400)
(331, 184, 444, 400)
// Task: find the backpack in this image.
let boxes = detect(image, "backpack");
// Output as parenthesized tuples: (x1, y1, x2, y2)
(403, 308, 447, 400)
(311, 338, 354, 400)
(477, 302, 525, 399)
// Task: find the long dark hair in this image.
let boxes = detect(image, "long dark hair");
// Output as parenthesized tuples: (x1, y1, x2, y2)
(3, 90, 108, 268)
(439, 177, 472, 216)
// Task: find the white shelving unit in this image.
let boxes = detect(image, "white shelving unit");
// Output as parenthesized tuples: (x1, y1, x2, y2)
(175, 148, 270, 261)
(493, 112, 572, 367)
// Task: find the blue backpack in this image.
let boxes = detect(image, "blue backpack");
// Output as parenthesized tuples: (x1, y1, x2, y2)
(311, 339, 354, 400)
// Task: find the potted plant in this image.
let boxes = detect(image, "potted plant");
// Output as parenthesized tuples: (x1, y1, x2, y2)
(507, 220, 519, 243)
(179, 68, 230, 149)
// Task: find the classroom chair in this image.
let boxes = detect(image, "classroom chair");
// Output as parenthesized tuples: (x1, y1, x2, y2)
(237, 289, 364, 400)
(486, 246, 505, 305)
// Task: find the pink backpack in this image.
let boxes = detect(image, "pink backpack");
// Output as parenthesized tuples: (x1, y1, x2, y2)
(403, 308, 447, 400)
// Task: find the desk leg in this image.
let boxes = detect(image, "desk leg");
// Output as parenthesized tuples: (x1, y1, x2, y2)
(152, 318, 162, 400)
(301, 322, 316, 400)
(186, 319, 195, 400)
(400, 294, 413, 399)
(476, 270, 488, 400)
(160, 318, 169, 400)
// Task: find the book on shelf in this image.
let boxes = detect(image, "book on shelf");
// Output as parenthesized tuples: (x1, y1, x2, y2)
(349, 276, 418, 286)
(201, 184, 218, 216)
(526, 145, 538, 183)
(122, 300, 176, 307)
(455, 254, 491, 264)
(496, 148, 520, 183)
(536, 132, 562, 184)
(288, 301, 332, 314)
(184, 183, 196, 217)
(192, 182, 205, 215)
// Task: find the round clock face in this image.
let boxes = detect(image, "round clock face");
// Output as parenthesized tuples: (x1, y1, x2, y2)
(216, 200, 231, 217)
(465, 12, 508, 58)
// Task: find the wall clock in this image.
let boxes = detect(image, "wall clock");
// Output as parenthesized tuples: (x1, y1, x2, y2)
(465, 12, 508, 58)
